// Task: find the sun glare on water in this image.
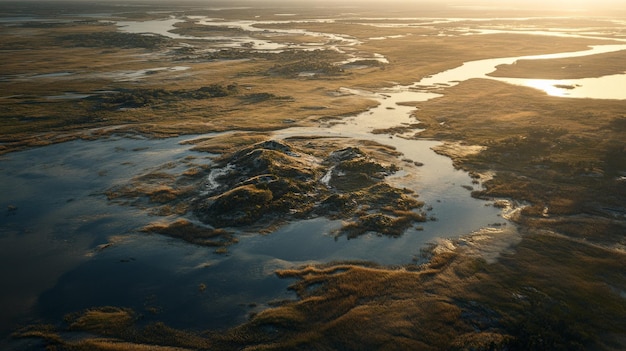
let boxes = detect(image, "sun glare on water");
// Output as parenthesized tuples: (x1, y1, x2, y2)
(457, 0, 626, 11)
(523, 80, 571, 98)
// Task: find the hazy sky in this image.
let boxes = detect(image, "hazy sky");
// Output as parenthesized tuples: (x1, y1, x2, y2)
(2, 0, 625, 11)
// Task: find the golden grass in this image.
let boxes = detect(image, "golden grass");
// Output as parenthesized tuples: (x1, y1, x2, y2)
(0, 14, 613, 153)
(186, 132, 271, 154)
(65, 307, 136, 335)
(489, 50, 626, 79)
(16, 308, 213, 350)
(71, 339, 193, 351)
(19, 229, 626, 350)
(6, 6, 626, 350)
(415, 78, 626, 217)
(141, 219, 237, 247)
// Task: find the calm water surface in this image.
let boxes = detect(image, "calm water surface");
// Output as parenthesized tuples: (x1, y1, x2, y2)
(3, 11, 626, 346)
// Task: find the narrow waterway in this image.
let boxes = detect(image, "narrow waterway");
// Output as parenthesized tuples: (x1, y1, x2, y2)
(3, 12, 626, 345)
(117, 15, 626, 98)
(416, 44, 626, 99)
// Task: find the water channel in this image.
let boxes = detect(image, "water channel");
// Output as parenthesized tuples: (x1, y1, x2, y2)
(118, 16, 626, 98)
(2, 12, 626, 343)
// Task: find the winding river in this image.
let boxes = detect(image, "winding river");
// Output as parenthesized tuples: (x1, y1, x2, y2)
(2, 12, 626, 341)
(118, 16, 626, 98)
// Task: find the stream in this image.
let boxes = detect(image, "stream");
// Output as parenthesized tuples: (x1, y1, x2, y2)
(3, 12, 626, 344)
(118, 15, 626, 98)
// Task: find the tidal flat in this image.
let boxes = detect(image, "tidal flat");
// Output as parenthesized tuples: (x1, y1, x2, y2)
(1, 1, 626, 350)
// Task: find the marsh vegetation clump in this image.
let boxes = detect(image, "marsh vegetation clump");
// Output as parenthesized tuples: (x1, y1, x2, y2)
(265, 50, 346, 78)
(196, 184, 281, 227)
(64, 306, 136, 335)
(268, 60, 344, 78)
(189, 139, 426, 237)
(341, 212, 423, 238)
(171, 20, 246, 38)
(325, 147, 399, 191)
(141, 219, 237, 247)
(18, 230, 626, 351)
(106, 171, 194, 216)
(15, 307, 213, 350)
(239, 92, 294, 104)
(103, 137, 425, 239)
(59, 31, 171, 49)
(93, 85, 239, 110)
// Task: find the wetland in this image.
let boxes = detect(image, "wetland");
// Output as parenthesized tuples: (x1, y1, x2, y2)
(1, 1, 625, 350)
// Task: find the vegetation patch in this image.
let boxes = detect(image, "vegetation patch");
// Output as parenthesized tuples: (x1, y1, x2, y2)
(14, 307, 212, 350)
(268, 60, 344, 78)
(191, 139, 426, 236)
(141, 219, 237, 248)
(103, 138, 425, 237)
(6, 5, 626, 351)
(59, 31, 171, 49)
(489, 50, 626, 79)
(416, 79, 626, 221)
(91, 84, 239, 110)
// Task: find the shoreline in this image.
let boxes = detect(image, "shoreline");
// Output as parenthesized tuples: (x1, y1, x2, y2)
(2, 3, 625, 350)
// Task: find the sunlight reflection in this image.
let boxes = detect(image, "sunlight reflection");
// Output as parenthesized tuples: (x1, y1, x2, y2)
(499, 74, 626, 100)
(523, 79, 572, 97)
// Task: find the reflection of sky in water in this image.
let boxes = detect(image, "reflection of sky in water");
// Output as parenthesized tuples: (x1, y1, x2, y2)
(114, 16, 626, 99)
(117, 16, 360, 51)
(274, 82, 504, 257)
(0, 131, 500, 334)
(117, 18, 188, 39)
(0, 136, 212, 333)
(415, 44, 626, 100)
(3, 11, 626, 343)
(499, 75, 626, 99)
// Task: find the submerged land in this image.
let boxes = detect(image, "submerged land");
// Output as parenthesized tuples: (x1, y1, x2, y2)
(1, 1, 625, 350)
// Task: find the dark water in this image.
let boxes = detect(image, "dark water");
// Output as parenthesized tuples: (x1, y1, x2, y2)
(15, 5, 626, 346)
(0, 136, 212, 334)
(0, 127, 507, 344)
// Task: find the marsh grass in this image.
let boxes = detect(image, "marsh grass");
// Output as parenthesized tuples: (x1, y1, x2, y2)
(417, 79, 626, 215)
(467, 233, 626, 350)
(65, 307, 136, 335)
(6, 5, 626, 350)
(141, 219, 237, 247)
(0, 13, 608, 154)
(19, 231, 625, 350)
(185, 132, 271, 154)
(0, 21, 375, 154)
(16, 309, 211, 351)
(190, 139, 426, 236)
(70, 339, 193, 351)
(411, 77, 626, 349)
(489, 50, 626, 79)
(12, 324, 63, 346)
